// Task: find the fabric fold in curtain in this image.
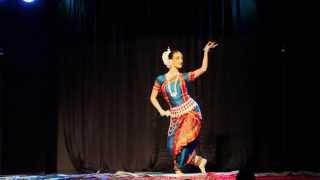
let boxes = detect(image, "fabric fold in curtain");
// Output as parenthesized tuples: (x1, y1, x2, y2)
(57, 0, 260, 172)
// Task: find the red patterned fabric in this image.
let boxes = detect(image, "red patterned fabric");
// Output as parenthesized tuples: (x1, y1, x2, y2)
(172, 111, 201, 157)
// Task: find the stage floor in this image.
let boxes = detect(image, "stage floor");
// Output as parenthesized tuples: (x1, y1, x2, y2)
(0, 171, 319, 180)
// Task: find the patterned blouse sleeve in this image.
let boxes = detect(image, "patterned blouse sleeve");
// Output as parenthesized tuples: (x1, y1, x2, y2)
(183, 71, 196, 82)
(152, 75, 163, 92)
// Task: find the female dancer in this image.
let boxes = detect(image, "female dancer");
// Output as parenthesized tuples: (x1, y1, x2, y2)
(150, 41, 218, 174)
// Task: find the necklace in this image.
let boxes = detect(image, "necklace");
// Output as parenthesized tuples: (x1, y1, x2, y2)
(168, 73, 179, 97)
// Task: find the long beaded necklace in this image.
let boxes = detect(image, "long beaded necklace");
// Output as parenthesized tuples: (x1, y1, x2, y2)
(168, 73, 179, 97)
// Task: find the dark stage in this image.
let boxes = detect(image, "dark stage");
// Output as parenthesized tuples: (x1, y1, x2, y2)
(0, 0, 316, 179)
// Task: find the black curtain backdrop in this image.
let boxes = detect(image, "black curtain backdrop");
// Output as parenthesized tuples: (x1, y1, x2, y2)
(1, 0, 318, 175)
(55, 0, 284, 173)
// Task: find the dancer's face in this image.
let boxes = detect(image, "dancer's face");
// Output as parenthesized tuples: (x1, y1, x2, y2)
(171, 52, 183, 69)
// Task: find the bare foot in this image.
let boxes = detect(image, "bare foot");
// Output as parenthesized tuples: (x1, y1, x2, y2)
(199, 158, 207, 174)
(175, 170, 184, 176)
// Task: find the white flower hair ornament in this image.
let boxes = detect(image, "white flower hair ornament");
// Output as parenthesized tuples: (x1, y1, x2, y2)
(162, 47, 171, 68)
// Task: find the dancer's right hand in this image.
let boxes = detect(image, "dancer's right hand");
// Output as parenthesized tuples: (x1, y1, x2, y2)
(160, 110, 171, 117)
(203, 41, 218, 52)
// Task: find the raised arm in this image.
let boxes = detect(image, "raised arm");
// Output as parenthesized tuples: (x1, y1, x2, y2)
(192, 41, 218, 79)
